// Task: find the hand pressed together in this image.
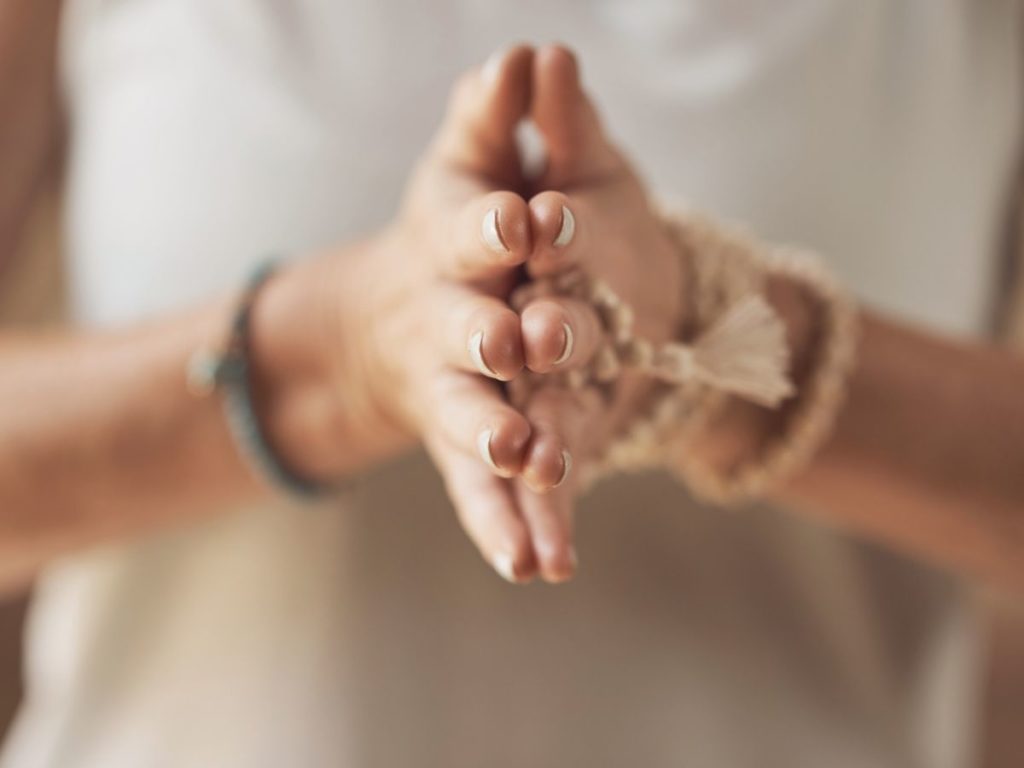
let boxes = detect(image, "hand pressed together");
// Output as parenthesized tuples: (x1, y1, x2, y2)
(272, 45, 685, 584)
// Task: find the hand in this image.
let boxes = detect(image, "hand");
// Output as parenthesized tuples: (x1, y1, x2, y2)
(258, 46, 682, 586)
(498, 47, 688, 582)
(257, 47, 588, 583)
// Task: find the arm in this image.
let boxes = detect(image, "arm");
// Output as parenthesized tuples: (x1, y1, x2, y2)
(513, 44, 1024, 589)
(777, 308, 1024, 588)
(0, 252, 403, 593)
(670, 235, 1024, 591)
(659, 247, 1024, 588)
(0, 3, 400, 581)
(0, 46, 598, 592)
(0, 0, 62, 268)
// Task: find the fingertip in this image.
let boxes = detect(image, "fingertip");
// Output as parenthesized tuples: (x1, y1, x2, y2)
(481, 207, 506, 253)
(553, 205, 576, 248)
(437, 46, 534, 184)
(528, 191, 579, 274)
(522, 433, 571, 493)
(469, 304, 523, 380)
(492, 551, 517, 582)
(482, 43, 535, 87)
(477, 192, 531, 267)
(493, 531, 538, 584)
(491, 411, 532, 473)
(478, 410, 532, 477)
(494, 551, 538, 584)
(521, 300, 573, 373)
(534, 44, 583, 118)
(538, 542, 578, 584)
(536, 43, 580, 85)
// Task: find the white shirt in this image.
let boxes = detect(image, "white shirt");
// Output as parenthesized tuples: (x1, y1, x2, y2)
(4, 1, 1021, 766)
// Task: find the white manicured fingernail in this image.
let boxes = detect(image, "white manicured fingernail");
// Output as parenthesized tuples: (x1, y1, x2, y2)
(482, 207, 508, 253)
(553, 322, 574, 365)
(553, 205, 575, 247)
(554, 449, 573, 487)
(468, 330, 499, 377)
(483, 48, 507, 84)
(478, 429, 500, 471)
(478, 428, 515, 478)
(493, 551, 517, 583)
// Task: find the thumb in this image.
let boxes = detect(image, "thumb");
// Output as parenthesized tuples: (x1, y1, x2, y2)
(433, 45, 534, 187)
(530, 45, 623, 188)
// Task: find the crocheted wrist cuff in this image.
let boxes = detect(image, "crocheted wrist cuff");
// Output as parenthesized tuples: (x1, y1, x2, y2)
(511, 206, 859, 503)
(658, 210, 860, 503)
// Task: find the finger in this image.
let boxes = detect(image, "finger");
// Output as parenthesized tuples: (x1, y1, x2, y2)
(525, 191, 584, 277)
(514, 481, 576, 584)
(434, 44, 534, 185)
(438, 190, 531, 280)
(520, 385, 590, 494)
(426, 370, 532, 478)
(531, 44, 623, 187)
(518, 385, 597, 582)
(427, 434, 537, 584)
(521, 296, 603, 373)
(433, 282, 523, 381)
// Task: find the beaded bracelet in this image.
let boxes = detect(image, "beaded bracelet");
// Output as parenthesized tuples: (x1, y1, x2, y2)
(187, 260, 332, 500)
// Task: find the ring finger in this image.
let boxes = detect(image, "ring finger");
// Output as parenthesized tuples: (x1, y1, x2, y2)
(424, 368, 532, 478)
(432, 282, 524, 381)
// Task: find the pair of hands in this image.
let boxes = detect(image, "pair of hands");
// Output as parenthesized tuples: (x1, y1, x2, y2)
(325, 46, 685, 583)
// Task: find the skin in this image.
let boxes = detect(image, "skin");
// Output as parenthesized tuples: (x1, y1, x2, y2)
(457, 46, 1024, 592)
(0, 10, 1022, 595)
(0, 41, 578, 589)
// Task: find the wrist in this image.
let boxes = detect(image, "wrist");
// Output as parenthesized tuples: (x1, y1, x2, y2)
(686, 275, 819, 472)
(606, 215, 689, 429)
(246, 246, 410, 483)
(640, 215, 690, 345)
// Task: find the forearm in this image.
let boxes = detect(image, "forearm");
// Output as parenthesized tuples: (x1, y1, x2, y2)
(0, 303, 255, 587)
(0, 248, 409, 591)
(699, 284, 1024, 588)
(786, 311, 1024, 586)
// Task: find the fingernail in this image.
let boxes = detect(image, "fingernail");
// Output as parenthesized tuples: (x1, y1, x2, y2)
(554, 449, 573, 488)
(482, 48, 507, 84)
(482, 207, 509, 254)
(569, 546, 579, 571)
(493, 551, 517, 583)
(477, 428, 501, 473)
(553, 322, 574, 365)
(468, 330, 499, 377)
(553, 205, 575, 248)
